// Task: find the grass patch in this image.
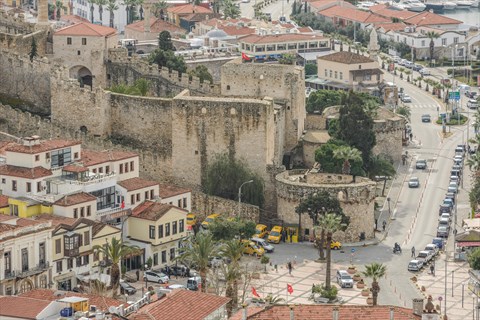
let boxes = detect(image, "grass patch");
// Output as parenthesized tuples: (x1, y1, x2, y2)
(436, 114, 468, 125)
(0, 93, 35, 109)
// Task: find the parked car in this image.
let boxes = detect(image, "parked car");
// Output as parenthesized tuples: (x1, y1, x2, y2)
(424, 244, 439, 256)
(401, 94, 412, 103)
(413, 64, 423, 71)
(437, 225, 450, 238)
(404, 61, 415, 69)
(445, 192, 456, 203)
(242, 240, 265, 257)
(187, 276, 202, 291)
(416, 250, 434, 264)
(432, 237, 444, 249)
(408, 259, 424, 272)
(267, 226, 283, 243)
(421, 114, 431, 122)
(465, 91, 478, 99)
(450, 176, 460, 184)
(439, 204, 452, 214)
(322, 240, 342, 250)
(254, 224, 269, 238)
(416, 159, 427, 169)
(419, 68, 431, 76)
(336, 270, 354, 288)
(451, 168, 461, 177)
(439, 213, 451, 222)
(438, 217, 450, 227)
(144, 270, 169, 284)
(186, 213, 197, 226)
(467, 99, 479, 109)
(201, 213, 220, 229)
(251, 237, 275, 253)
(120, 281, 137, 295)
(443, 198, 454, 208)
(447, 182, 458, 194)
(408, 177, 420, 188)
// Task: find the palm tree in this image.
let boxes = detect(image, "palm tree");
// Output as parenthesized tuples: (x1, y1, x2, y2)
(106, 0, 118, 28)
(221, 239, 244, 317)
(178, 232, 218, 293)
(362, 262, 387, 306)
(55, 0, 66, 20)
(93, 238, 139, 296)
(123, 0, 143, 25)
(333, 146, 362, 175)
(467, 152, 480, 172)
(95, 0, 108, 24)
(426, 31, 440, 67)
(316, 213, 345, 290)
(152, 0, 167, 19)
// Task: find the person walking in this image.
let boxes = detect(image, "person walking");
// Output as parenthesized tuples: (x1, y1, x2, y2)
(430, 264, 435, 276)
(382, 220, 386, 232)
(411, 246, 416, 258)
(287, 261, 293, 276)
(282, 228, 287, 243)
(136, 269, 140, 281)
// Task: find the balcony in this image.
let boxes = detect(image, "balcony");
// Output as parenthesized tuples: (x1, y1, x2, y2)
(4, 270, 15, 280)
(64, 248, 80, 257)
(4, 262, 50, 280)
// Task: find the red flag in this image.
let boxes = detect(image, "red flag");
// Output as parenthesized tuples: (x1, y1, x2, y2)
(252, 287, 260, 298)
(121, 200, 125, 209)
(287, 284, 293, 294)
(242, 52, 251, 61)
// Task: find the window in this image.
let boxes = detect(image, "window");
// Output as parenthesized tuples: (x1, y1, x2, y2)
(177, 199, 181, 207)
(93, 168, 97, 174)
(106, 165, 110, 174)
(170, 248, 175, 261)
(145, 191, 149, 200)
(78, 234, 83, 246)
(179, 219, 184, 233)
(51, 148, 72, 167)
(130, 161, 134, 171)
(1, 178, 5, 184)
(82, 38, 87, 45)
(80, 207, 85, 217)
(150, 190, 154, 199)
(124, 162, 129, 173)
(84, 231, 90, 245)
(364, 74, 372, 81)
(120, 164, 124, 174)
(339, 72, 343, 80)
(55, 239, 61, 254)
(442, 38, 447, 46)
(64, 234, 80, 256)
(172, 221, 177, 235)
(83, 255, 89, 265)
(454, 37, 459, 44)
(98, 167, 103, 174)
(165, 223, 170, 236)
(4, 252, 11, 275)
(67, 258, 73, 269)
(421, 40, 425, 47)
(35, 155, 40, 161)
(183, 198, 187, 208)
(56, 260, 63, 272)
(329, 70, 332, 78)
(76, 257, 82, 267)
(91, 186, 116, 210)
(74, 208, 78, 219)
(67, 37, 72, 45)
(131, 194, 135, 204)
(87, 205, 91, 216)
(153, 253, 158, 265)
(46, 152, 50, 160)
(161, 250, 167, 263)
(26, 182, 31, 193)
(10, 204, 19, 216)
(12, 180, 17, 191)
(74, 152, 79, 159)
(37, 181, 42, 192)
(21, 248, 28, 271)
(334, 71, 338, 79)
(277, 44, 286, 50)
(158, 225, 163, 238)
(136, 193, 140, 201)
(149, 225, 155, 239)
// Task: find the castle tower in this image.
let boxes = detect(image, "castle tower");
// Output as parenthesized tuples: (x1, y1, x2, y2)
(368, 28, 380, 62)
(37, 0, 49, 24)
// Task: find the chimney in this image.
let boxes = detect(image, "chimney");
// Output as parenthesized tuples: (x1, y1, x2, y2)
(289, 305, 294, 320)
(31, 135, 41, 145)
(333, 306, 339, 320)
(242, 304, 247, 320)
(412, 298, 424, 316)
(390, 307, 394, 320)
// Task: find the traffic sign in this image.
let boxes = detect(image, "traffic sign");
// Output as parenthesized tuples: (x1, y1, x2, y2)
(351, 248, 356, 253)
(448, 91, 460, 101)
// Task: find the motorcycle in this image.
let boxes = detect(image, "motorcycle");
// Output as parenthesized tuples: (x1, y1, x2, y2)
(393, 245, 402, 254)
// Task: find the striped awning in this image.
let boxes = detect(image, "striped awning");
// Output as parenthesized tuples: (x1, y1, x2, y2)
(457, 241, 480, 247)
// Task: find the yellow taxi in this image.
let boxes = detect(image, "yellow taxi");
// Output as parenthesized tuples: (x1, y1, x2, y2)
(267, 226, 283, 244)
(241, 240, 265, 257)
(254, 224, 268, 238)
(201, 213, 220, 229)
(323, 240, 342, 250)
(186, 213, 197, 226)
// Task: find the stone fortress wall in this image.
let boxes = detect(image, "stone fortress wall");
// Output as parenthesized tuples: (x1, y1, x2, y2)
(275, 169, 377, 242)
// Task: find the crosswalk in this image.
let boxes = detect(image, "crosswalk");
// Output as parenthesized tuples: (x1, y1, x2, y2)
(407, 103, 441, 110)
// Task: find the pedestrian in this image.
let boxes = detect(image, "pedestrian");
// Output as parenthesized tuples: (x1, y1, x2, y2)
(186, 267, 190, 277)
(382, 220, 386, 232)
(136, 269, 140, 281)
(430, 264, 435, 276)
(287, 261, 293, 276)
(411, 246, 415, 258)
(282, 229, 287, 243)
(182, 266, 186, 277)
(289, 229, 293, 243)
(409, 133, 413, 141)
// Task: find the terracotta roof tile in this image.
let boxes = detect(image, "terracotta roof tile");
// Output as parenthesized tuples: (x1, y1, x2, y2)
(369, 5, 420, 20)
(240, 33, 327, 44)
(318, 51, 374, 64)
(230, 305, 421, 320)
(20, 289, 125, 311)
(220, 25, 256, 36)
(0, 165, 53, 179)
(0, 223, 17, 233)
(81, 149, 138, 166)
(0, 296, 52, 319)
(297, 26, 314, 32)
(63, 164, 89, 173)
(126, 18, 186, 35)
(129, 289, 230, 320)
(132, 201, 184, 221)
(167, 3, 213, 14)
(0, 195, 8, 207)
(118, 177, 159, 191)
(159, 184, 191, 198)
(318, 5, 390, 23)
(59, 14, 90, 24)
(181, 12, 221, 22)
(54, 192, 97, 207)
(55, 22, 117, 37)
(34, 213, 78, 227)
(0, 141, 12, 156)
(374, 22, 407, 32)
(405, 11, 462, 26)
(5, 139, 81, 154)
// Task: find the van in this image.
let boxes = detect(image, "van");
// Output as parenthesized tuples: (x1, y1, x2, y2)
(251, 237, 275, 252)
(267, 226, 283, 244)
(201, 213, 220, 229)
(254, 224, 268, 238)
(187, 276, 202, 291)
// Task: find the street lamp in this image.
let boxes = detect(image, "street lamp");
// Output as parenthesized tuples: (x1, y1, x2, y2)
(387, 197, 391, 217)
(145, 264, 148, 289)
(238, 180, 253, 216)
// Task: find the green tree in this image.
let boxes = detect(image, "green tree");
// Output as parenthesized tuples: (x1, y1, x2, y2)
(315, 140, 364, 176)
(221, 239, 244, 316)
(208, 217, 256, 241)
(29, 37, 38, 62)
(470, 178, 480, 215)
(295, 191, 345, 260)
(332, 145, 363, 176)
(92, 238, 139, 295)
(306, 89, 344, 114)
(305, 63, 317, 76)
(203, 153, 265, 208)
(149, 49, 187, 73)
(152, 0, 167, 18)
(107, 0, 119, 28)
(468, 248, 480, 270)
(108, 78, 150, 96)
(221, 0, 241, 18)
(367, 155, 396, 194)
(188, 65, 213, 84)
(426, 31, 439, 67)
(396, 106, 411, 120)
(316, 213, 347, 290)
(55, 0, 66, 20)
(158, 30, 175, 51)
(362, 262, 387, 306)
(278, 53, 296, 65)
(179, 232, 219, 293)
(94, 0, 108, 23)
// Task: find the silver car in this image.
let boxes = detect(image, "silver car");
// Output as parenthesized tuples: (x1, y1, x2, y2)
(408, 260, 423, 272)
(408, 177, 420, 188)
(336, 270, 354, 288)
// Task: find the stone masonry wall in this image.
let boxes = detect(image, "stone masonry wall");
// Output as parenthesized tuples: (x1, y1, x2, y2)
(275, 170, 377, 242)
(185, 57, 235, 82)
(373, 116, 406, 164)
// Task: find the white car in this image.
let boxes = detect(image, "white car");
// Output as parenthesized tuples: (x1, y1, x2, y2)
(144, 270, 169, 284)
(467, 99, 479, 109)
(419, 68, 430, 76)
(401, 94, 412, 103)
(416, 250, 434, 264)
(424, 244, 439, 256)
(408, 259, 423, 272)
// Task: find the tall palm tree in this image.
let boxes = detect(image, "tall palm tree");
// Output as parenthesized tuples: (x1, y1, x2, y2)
(467, 152, 480, 172)
(221, 239, 244, 317)
(362, 262, 387, 306)
(96, 0, 108, 24)
(426, 31, 440, 67)
(106, 0, 118, 28)
(316, 213, 345, 290)
(152, 0, 167, 19)
(178, 232, 218, 293)
(333, 146, 362, 175)
(93, 238, 139, 295)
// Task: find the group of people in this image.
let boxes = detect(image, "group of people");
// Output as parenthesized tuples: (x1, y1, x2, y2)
(411, 246, 435, 276)
(164, 265, 190, 278)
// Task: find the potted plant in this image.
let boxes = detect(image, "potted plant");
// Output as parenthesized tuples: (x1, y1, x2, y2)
(347, 265, 356, 274)
(357, 279, 365, 289)
(353, 273, 361, 282)
(367, 296, 373, 305)
(361, 288, 370, 296)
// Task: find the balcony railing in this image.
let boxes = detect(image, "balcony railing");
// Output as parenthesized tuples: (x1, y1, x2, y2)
(4, 262, 50, 279)
(64, 248, 80, 257)
(4, 270, 15, 280)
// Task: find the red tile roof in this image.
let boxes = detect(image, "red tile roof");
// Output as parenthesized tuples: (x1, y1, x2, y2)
(34, 213, 78, 227)
(55, 22, 117, 37)
(159, 184, 191, 198)
(59, 14, 90, 24)
(126, 18, 185, 35)
(220, 25, 256, 36)
(20, 289, 125, 312)
(129, 289, 230, 320)
(318, 51, 374, 64)
(240, 33, 327, 44)
(309, 0, 355, 10)
(5, 139, 81, 154)
(0, 296, 52, 319)
(230, 305, 421, 320)
(63, 164, 89, 173)
(54, 192, 97, 207)
(318, 5, 391, 23)
(0, 165, 53, 179)
(0, 223, 17, 233)
(0, 195, 8, 208)
(117, 177, 159, 191)
(369, 4, 418, 20)
(298, 26, 314, 33)
(374, 22, 407, 32)
(81, 149, 138, 166)
(132, 201, 187, 221)
(405, 11, 462, 26)
(167, 3, 213, 14)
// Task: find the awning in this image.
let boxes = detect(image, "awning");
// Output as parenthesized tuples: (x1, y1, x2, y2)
(457, 241, 480, 247)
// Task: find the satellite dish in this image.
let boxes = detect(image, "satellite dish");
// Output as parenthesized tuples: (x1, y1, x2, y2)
(108, 306, 117, 314)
